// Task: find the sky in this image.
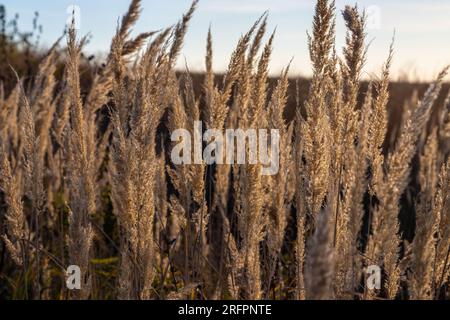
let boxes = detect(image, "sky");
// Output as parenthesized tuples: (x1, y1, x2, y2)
(2, 0, 450, 81)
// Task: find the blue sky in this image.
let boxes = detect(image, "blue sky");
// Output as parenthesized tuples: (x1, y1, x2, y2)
(2, 0, 450, 80)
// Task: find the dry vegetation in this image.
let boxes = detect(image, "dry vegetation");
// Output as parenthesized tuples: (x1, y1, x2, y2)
(0, 0, 449, 300)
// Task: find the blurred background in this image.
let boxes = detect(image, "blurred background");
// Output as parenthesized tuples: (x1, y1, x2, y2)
(2, 0, 450, 81)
